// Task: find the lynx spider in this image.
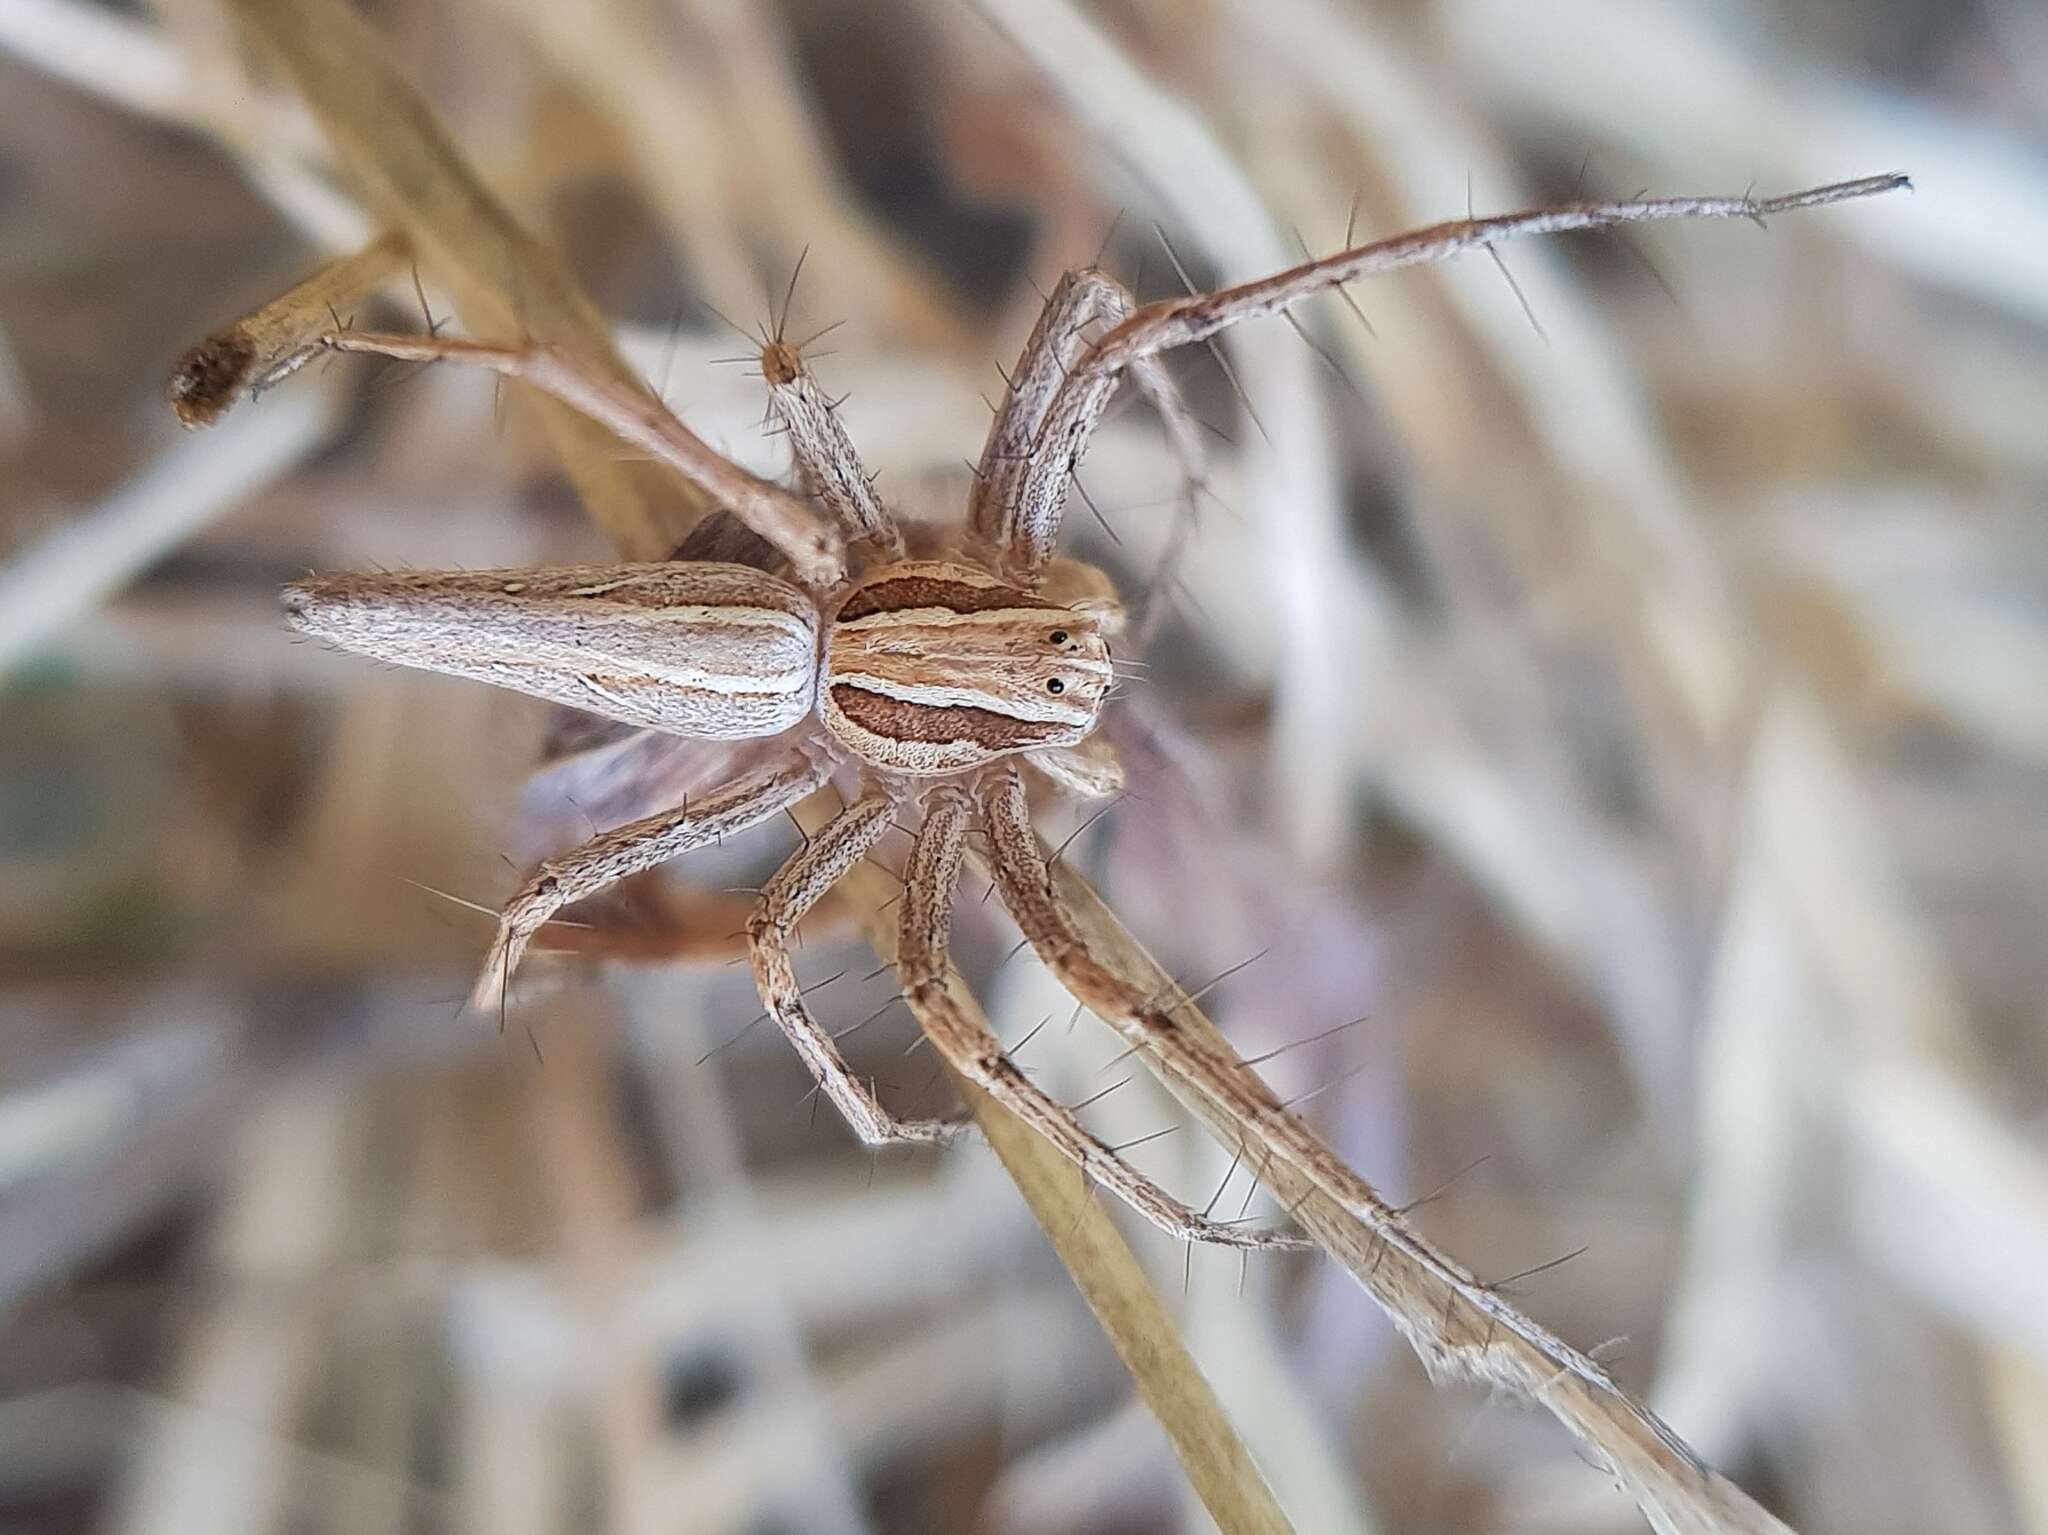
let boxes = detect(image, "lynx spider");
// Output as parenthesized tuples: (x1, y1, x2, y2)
(276, 174, 1904, 1249)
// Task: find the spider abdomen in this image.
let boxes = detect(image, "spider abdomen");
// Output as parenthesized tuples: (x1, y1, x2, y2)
(820, 560, 1113, 774)
(283, 561, 820, 739)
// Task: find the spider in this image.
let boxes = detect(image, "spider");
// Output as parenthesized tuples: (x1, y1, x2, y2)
(269, 174, 1903, 1249)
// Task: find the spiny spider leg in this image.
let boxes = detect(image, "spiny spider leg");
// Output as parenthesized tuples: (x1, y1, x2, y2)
(976, 763, 1393, 1218)
(315, 329, 847, 588)
(972, 268, 1208, 581)
(471, 752, 830, 1011)
(759, 336, 905, 560)
(898, 785, 1305, 1249)
(750, 787, 957, 1145)
(998, 174, 1909, 575)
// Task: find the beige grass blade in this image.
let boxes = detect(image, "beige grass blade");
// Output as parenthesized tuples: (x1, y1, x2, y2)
(218, 0, 704, 560)
(168, 231, 408, 428)
(1034, 859, 1796, 1535)
(792, 797, 1298, 1535)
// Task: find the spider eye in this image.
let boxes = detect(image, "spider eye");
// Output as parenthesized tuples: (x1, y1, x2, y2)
(1046, 677, 1066, 694)
(1049, 629, 1069, 646)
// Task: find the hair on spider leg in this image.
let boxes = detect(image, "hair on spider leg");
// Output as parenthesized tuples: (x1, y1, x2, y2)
(696, 1008, 772, 1067)
(1394, 1153, 1494, 1218)
(1107, 1124, 1180, 1158)
(1282, 304, 1370, 402)
(1238, 1014, 1374, 1071)
(1279, 1054, 1379, 1113)
(993, 933, 1035, 975)
(832, 995, 905, 1043)
(1453, 169, 1548, 339)
(1067, 1075, 1136, 1115)
(1005, 1013, 1055, 1058)
(1230, 1152, 1265, 1227)
(1484, 243, 1549, 345)
(699, 299, 771, 352)
(1044, 794, 1129, 871)
(1152, 222, 1272, 447)
(771, 244, 810, 346)
(1068, 474, 1124, 547)
(1093, 207, 1129, 270)
(401, 875, 595, 928)
(407, 261, 445, 339)
(1199, 1139, 1252, 1222)
(798, 965, 852, 997)
(1143, 945, 1275, 1017)
(1482, 1243, 1592, 1297)
(789, 316, 848, 354)
(1326, 272, 1379, 342)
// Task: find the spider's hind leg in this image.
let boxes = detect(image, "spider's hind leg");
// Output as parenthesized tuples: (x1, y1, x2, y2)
(897, 783, 1303, 1250)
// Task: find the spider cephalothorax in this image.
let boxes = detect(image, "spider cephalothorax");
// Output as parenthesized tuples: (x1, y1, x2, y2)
(821, 561, 1115, 772)
(265, 174, 1905, 1248)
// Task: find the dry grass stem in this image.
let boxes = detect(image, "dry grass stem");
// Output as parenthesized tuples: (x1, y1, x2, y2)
(167, 232, 410, 428)
(219, 0, 707, 558)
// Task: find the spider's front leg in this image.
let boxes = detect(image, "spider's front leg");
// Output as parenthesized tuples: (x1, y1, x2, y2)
(897, 785, 1303, 1249)
(748, 786, 958, 1146)
(972, 268, 1207, 583)
(471, 752, 830, 1011)
(985, 176, 1909, 580)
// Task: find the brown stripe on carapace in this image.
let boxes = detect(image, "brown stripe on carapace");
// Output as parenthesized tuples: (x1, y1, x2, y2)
(829, 684, 1066, 750)
(835, 573, 1063, 624)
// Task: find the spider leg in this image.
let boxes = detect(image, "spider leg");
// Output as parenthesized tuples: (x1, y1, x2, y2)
(749, 786, 958, 1145)
(759, 338, 905, 560)
(898, 784, 1303, 1249)
(316, 329, 846, 588)
(999, 176, 1907, 579)
(972, 268, 1207, 582)
(470, 751, 829, 1011)
(977, 763, 1361, 1212)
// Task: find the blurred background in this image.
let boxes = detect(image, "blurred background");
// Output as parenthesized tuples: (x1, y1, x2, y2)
(2, 0, 2045, 1531)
